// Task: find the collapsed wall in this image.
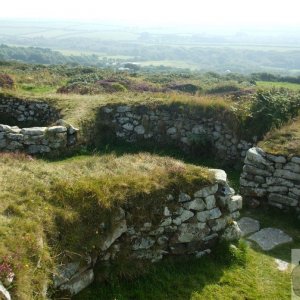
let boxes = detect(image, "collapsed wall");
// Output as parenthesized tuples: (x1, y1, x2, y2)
(100, 104, 253, 161)
(240, 147, 300, 210)
(53, 169, 242, 296)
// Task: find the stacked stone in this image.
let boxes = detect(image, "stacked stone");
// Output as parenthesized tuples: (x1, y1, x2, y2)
(240, 147, 300, 210)
(0, 96, 59, 124)
(0, 121, 78, 154)
(53, 169, 242, 296)
(101, 105, 253, 161)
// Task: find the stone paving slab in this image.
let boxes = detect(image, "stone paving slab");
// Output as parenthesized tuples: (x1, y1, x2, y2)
(248, 228, 293, 251)
(237, 217, 260, 237)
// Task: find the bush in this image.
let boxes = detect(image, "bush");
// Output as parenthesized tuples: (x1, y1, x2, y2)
(243, 89, 300, 138)
(0, 74, 14, 89)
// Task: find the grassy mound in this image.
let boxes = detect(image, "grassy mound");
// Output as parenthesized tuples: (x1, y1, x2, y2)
(0, 152, 213, 298)
(259, 116, 300, 156)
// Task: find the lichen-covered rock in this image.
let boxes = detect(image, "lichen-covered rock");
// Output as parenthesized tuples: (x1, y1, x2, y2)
(222, 221, 242, 241)
(240, 147, 300, 210)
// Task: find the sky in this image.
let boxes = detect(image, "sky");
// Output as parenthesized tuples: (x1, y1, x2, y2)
(1, 0, 300, 27)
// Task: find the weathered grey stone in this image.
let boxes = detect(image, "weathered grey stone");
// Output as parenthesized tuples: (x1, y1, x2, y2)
(246, 147, 269, 165)
(197, 208, 221, 222)
(237, 217, 260, 237)
(290, 187, 300, 196)
(178, 192, 191, 203)
(122, 123, 134, 131)
(195, 249, 211, 258)
(227, 195, 243, 212)
(266, 177, 294, 188)
(268, 193, 298, 207)
(230, 211, 240, 220)
(208, 217, 227, 232)
(134, 125, 145, 135)
(100, 218, 127, 251)
(54, 262, 81, 287)
(117, 105, 131, 113)
(133, 250, 166, 263)
(267, 186, 289, 193)
(132, 237, 155, 250)
(167, 127, 177, 135)
(266, 154, 286, 164)
(274, 169, 300, 182)
(149, 227, 164, 236)
(243, 164, 272, 177)
(274, 258, 289, 271)
(21, 127, 47, 135)
(47, 126, 67, 133)
(141, 222, 152, 232)
(205, 195, 216, 209)
(28, 145, 50, 154)
(291, 157, 300, 164)
(284, 162, 300, 173)
(157, 236, 168, 246)
(222, 221, 241, 241)
(194, 184, 218, 198)
(173, 210, 194, 225)
(183, 198, 206, 211)
(163, 206, 171, 216)
(211, 169, 227, 184)
(192, 125, 205, 134)
(0, 282, 11, 300)
(160, 217, 172, 227)
(248, 228, 293, 251)
(59, 269, 94, 296)
(177, 223, 210, 243)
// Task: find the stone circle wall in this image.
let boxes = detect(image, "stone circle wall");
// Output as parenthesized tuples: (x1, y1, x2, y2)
(0, 95, 59, 126)
(240, 147, 300, 210)
(53, 169, 243, 296)
(0, 121, 78, 154)
(100, 104, 253, 161)
(0, 96, 78, 155)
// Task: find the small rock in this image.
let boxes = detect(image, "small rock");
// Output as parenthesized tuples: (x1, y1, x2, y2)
(222, 221, 242, 241)
(178, 192, 191, 203)
(275, 258, 289, 271)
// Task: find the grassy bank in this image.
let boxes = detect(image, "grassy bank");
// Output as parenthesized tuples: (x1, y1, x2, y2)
(0, 152, 213, 298)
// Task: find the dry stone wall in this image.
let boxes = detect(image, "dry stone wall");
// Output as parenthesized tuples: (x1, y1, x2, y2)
(0, 95, 59, 126)
(0, 121, 78, 154)
(100, 104, 253, 161)
(0, 96, 78, 154)
(53, 169, 243, 296)
(240, 147, 300, 210)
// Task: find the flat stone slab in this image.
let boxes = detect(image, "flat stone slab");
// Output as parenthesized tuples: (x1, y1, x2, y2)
(248, 228, 293, 251)
(237, 217, 260, 237)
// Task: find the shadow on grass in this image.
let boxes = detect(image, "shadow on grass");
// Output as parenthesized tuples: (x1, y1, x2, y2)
(74, 241, 247, 300)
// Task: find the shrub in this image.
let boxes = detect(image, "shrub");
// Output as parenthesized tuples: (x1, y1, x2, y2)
(0, 74, 14, 89)
(248, 89, 300, 138)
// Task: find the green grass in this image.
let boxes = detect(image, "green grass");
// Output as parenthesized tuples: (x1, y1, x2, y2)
(256, 81, 300, 91)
